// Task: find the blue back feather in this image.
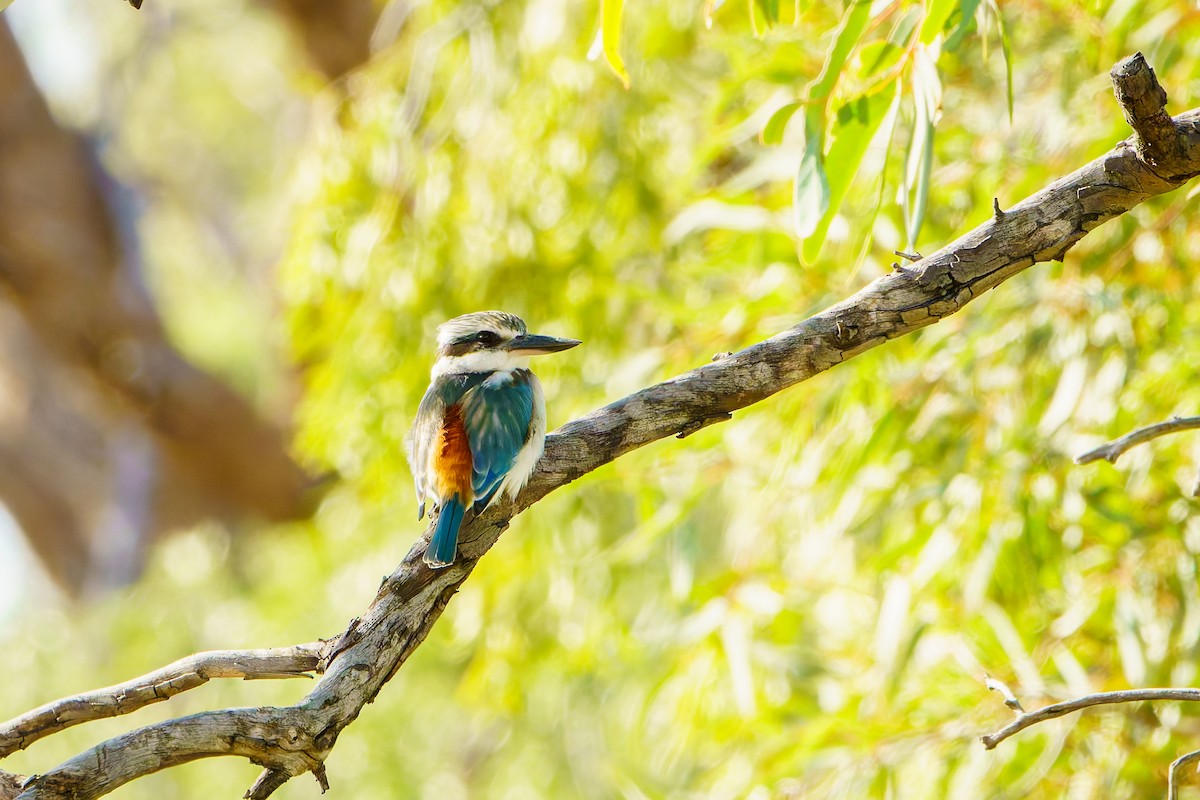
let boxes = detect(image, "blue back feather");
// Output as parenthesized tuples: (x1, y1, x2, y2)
(461, 371, 535, 506)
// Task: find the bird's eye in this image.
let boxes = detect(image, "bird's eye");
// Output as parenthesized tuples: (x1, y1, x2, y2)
(475, 331, 502, 346)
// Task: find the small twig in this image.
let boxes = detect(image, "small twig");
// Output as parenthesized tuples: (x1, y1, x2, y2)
(1075, 415, 1200, 465)
(244, 768, 291, 800)
(0, 643, 327, 757)
(1169, 750, 1200, 800)
(893, 249, 923, 262)
(984, 675, 1025, 713)
(981, 687, 1200, 750)
(313, 764, 331, 793)
(1111, 52, 1186, 172)
(993, 197, 1005, 220)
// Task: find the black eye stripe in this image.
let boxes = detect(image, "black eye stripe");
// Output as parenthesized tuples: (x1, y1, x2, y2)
(449, 330, 503, 348)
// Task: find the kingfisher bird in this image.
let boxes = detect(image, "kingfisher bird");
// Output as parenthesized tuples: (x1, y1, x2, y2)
(406, 311, 581, 568)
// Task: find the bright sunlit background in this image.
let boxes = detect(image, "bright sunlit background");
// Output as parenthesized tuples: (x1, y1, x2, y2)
(3, 0, 1200, 798)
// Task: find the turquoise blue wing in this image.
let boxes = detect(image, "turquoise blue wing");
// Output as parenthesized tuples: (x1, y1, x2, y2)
(407, 371, 488, 517)
(460, 370, 535, 508)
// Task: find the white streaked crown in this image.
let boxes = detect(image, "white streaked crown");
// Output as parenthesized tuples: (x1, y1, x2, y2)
(436, 311, 526, 349)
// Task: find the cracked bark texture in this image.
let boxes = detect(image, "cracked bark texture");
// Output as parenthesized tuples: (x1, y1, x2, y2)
(0, 644, 325, 758)
(0, 770, 22, 800)
(4, 51, 1200, 800)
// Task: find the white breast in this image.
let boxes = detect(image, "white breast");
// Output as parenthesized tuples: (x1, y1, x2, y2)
(498, 372, 546, 502)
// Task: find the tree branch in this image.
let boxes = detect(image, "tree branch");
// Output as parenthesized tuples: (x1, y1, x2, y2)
(1170, 750, 1200, 800)
(0, 769, 24, 800)
(981, 687, 1200, 750)
(1075, 415, 1200, 465)
(5, 50, 1200, 800)
(981, 683, 1200, 798)
(0, 643, 326, 758)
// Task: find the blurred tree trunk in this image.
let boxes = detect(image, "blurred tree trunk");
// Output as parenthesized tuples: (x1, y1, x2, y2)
(0, 20, 320, 593)
(268, 0, 380, 78)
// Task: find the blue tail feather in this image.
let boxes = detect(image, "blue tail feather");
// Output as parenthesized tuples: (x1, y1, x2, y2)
(426, 495, 466, 568)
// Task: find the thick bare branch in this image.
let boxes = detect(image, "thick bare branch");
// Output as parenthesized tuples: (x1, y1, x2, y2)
(0, 770, 24, 800)
(7, 51, 1200, 800)
(1075, 415, 1200, 465)
(17, 709, 326, 800)
(0, 643, 326, 758)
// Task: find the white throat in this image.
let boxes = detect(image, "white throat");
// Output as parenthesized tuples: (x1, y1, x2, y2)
(431, 349, 532, 378)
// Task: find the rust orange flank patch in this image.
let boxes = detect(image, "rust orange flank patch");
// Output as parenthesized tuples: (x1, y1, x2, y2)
(431, 404, 474, 502)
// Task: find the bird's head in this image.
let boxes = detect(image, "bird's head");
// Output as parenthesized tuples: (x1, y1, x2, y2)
(431, 311, 580, 376)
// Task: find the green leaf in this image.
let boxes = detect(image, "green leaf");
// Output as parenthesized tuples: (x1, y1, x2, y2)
(902, 85, 934, 249)
(857, 42, 901, 79)
(755, 0, 780, 26)
(848, 83, 903, 277)
(889, 5, 924, 45)
(800, 81, 899, 264)
(943, 0, 981, 51)
(703, 0, 724, 29)
(806, 0, 873, 106)
(905, 109, 934, 249)
(793, 108, 830, 241)
(901, 47, 942, 249)
(761, 102, 802, 146)
(919, 0, 958, 44)
(994, 1, 1014, 121)
(601, 0, 630, 88)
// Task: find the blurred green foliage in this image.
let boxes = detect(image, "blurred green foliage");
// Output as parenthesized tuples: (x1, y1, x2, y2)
(6, 0, 1200, 798)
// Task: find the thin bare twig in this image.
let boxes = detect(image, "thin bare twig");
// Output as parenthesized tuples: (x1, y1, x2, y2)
(981, 687, 1200, 750)
(984, 675, 1025, 713)
(1075, 415, 1200, 465)
(0, 643, 326, 758)
(1169, 750, 1200, 800)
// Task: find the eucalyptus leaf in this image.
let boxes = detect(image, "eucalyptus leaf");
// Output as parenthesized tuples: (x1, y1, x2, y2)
(601, 0, 630, 88)
(801, 82, 898, 264)
(794, 108, 830, 240)
(919, 0, 958, 44)
(995, 0, 1015, 120)
(762, 102, 802, 146)
(943, 0, 982, 50)
(806, 0, 873, 105)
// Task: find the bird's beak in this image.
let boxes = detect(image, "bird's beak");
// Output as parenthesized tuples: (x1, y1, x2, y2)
(505, 333, 582, 356)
